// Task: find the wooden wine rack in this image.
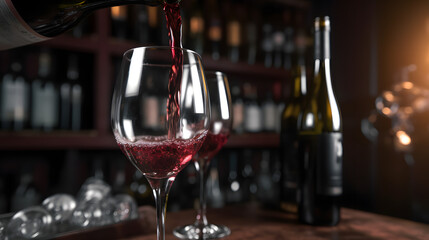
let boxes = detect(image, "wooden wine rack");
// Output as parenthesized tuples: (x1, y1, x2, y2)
(0, 0, 311, 150)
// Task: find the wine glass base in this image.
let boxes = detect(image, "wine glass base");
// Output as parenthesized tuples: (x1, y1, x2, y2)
(173, 223, 231, 239)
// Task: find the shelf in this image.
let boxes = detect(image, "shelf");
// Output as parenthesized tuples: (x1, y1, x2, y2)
(203, 57, 289, 81)
(0, 131, 117, 150)
(105, 39, 290, 81)
(0, 132, 279, 150)
(226, 133, 280, 148)
(266, 0, 311, 8)
(39, 35, 101, 53)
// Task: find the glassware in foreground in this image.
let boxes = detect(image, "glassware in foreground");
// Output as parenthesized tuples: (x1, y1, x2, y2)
(111, 46, 210, 240)
(173, 71, 233, 239)
(6, 206, 53, 239)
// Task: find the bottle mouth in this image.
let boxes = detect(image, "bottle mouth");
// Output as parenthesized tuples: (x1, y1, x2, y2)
(314, 16, 331, 31)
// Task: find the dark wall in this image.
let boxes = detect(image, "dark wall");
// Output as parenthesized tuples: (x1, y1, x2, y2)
(316, 0, 429, 222)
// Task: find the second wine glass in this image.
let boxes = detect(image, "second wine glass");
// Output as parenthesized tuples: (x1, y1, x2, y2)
(173, 71, 233, 239)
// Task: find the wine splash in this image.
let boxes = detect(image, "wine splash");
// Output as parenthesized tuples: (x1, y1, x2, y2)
(163, 3, 183, 139)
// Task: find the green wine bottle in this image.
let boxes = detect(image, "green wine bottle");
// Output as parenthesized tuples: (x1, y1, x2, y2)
(279, 32, 308, 214)
(298, 16, 343, 226)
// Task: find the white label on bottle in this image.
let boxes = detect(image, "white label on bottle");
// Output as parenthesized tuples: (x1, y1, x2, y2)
(31, 80, 43, 128)
(43, 82, 58, 129)
(0, 0, 49, 50)
(14, 76, 27, 121)
(232, 101, 243, 130)
(143, 96, 159, 128)
(263, 102, 277, 131)
(71, 84, 82, 131)
(1, 74, 15, 121)
(244, 105, 262, 132)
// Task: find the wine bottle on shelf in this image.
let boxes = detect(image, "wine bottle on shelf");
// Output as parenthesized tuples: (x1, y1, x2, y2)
(226, 151, 244, 204)
(273, 30, 285, 68)
(298, 16, 342, 226)
(279, 35, 307, 214)
(241, 149, 257, 201)
(0, 0, 181, 50)
(31, 48, 59, 131)
(243, 83, 262, 133)
(111, 6, 129, 39)
(231, 85, 244, 134)
(186, 0, 204, 55)
(142, 72, 160, 129)
(159, 7, 170, 46)
(70, 64, 83, 131)
(60, 54, 83, 131)
(256, 150, 277, 208)
(0, 54, 29, 131)
(245, 1, 259, 65)
(273, 81, 285, 133)
(206, 0, 222, 60)
(226, 2, 242, 63)
(283, 27, 295, 70)
(262, 24, 274, 68)
(262, 92, 277, 132)
(226, 23, 241, 63)
(146, 6, 161, 45)
(283, 10, 295, 70)
(246, 22, 258, 65)
(133, 6, 150, 44)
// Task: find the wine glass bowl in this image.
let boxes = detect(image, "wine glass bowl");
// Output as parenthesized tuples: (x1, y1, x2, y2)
(111, 46, 210, 240)
(173, 71, 233, 239)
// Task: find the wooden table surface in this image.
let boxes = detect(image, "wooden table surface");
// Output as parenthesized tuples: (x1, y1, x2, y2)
(57, 203, 429, 240)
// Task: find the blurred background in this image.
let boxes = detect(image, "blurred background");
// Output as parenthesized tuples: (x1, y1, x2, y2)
(0, 0, 429, 224)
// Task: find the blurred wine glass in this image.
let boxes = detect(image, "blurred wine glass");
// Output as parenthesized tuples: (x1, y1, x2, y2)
(173, 71, 233, 239)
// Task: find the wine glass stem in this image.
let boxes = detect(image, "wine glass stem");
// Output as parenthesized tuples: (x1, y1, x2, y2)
(195, 160, 209, 228)
(147, 176, 175, 240)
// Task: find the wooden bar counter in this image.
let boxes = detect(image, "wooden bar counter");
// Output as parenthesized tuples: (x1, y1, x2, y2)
(57, 203, 429, 240)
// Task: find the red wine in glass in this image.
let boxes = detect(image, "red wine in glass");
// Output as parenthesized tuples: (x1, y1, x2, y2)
(197, 132, 229, 164)
(117, 134, 206, 179)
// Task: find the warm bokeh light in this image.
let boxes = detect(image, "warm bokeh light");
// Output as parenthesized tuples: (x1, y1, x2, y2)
(190, 16, 204, 34)
(383, 91, 395, 102)
(403, 106, 413, 115)
(401, 82, 414, 90)
(382, 107, 392, 116)
(111, 6, 127, 19)
(396, 130, 411, 146)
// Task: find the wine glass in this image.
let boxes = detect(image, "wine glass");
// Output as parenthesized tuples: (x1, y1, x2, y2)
(111, 46, 210, 240)
(173, 71, 233, 239)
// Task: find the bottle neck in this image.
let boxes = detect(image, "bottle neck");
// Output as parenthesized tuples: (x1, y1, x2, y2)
(291, 50, 307, 99)
(314, 28, 330, 61)
(312, 25, 331, 89)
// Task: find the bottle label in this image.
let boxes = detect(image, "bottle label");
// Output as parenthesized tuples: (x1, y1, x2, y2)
(299, 132, 342, 197)
(316, 132, 342, 196)
(0, 0, 49, 50)
(244, 105, 262, 132)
